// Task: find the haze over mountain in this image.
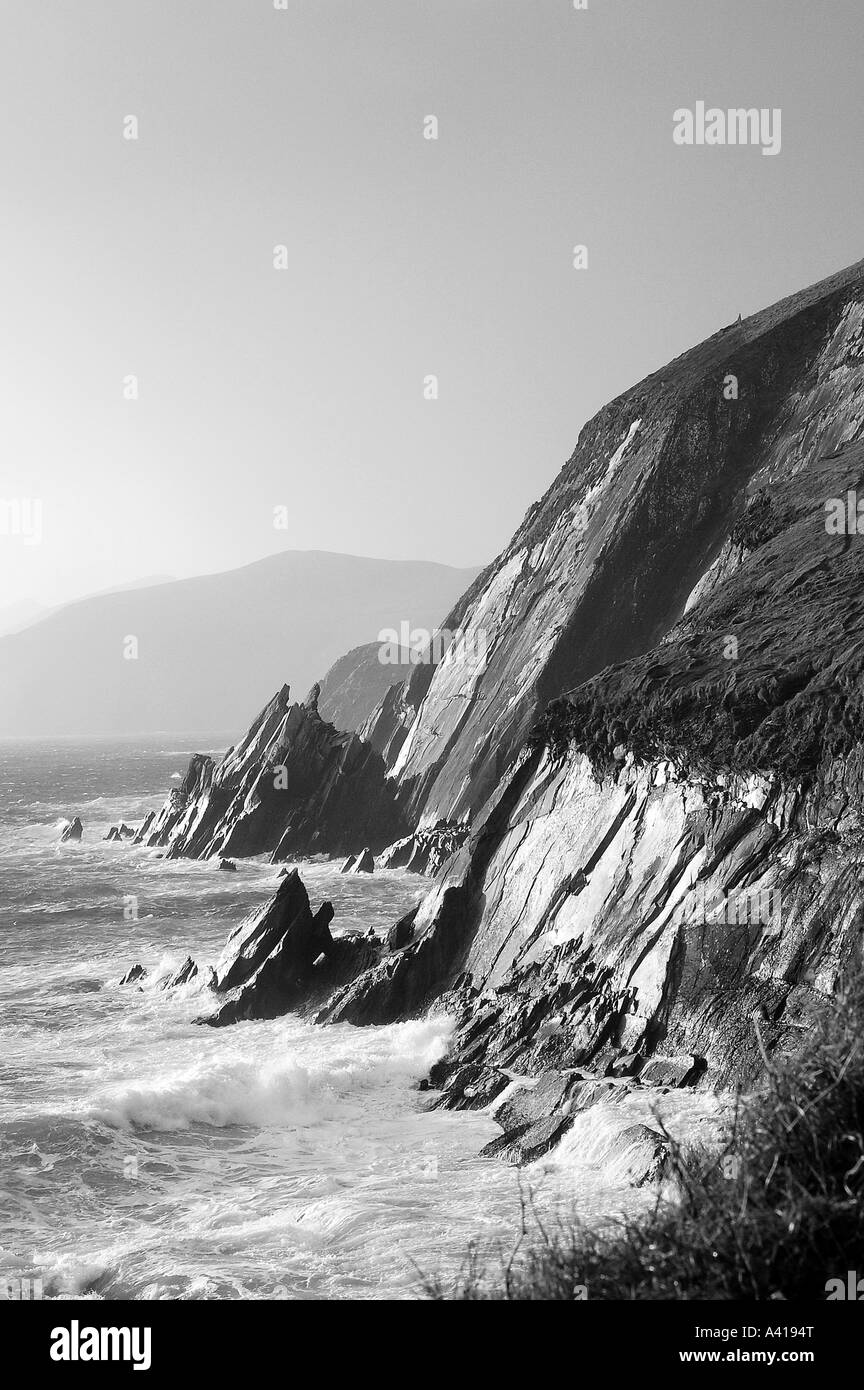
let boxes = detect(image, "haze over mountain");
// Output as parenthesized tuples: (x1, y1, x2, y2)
(0, 551, 479, 737)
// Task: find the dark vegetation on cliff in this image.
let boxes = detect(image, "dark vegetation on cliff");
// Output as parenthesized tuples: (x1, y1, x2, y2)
(532, 444, 864, 784)
(429, 973, 864, 1300)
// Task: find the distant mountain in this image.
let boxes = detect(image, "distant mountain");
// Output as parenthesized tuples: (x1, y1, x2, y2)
(0, 599, 49, 638)
(0, 577, 177, 640)
(317, 642, 416, 732)
(0, 552, 480, 736)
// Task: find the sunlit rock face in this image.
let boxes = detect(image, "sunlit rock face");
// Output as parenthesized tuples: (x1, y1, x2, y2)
(369, 258, 864, 828)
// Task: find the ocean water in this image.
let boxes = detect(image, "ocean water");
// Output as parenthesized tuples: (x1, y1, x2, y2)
(0, 737, 720, 1301)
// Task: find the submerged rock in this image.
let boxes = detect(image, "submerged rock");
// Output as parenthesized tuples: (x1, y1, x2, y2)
(218, 858, 237, 873)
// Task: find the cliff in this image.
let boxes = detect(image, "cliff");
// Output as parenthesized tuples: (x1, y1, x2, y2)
(365, 257, 864, 828)
(138, 258, 864, 1158)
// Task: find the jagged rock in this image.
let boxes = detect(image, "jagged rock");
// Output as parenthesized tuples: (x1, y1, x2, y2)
(340, 854, 357, 874)
(112, 262, 864, 1169)
(60, 817, 83, 842)
(162, 956, 198, 989)
(137, 687, 407, 862)
(197, 870, 377, 1027)
(104, 827, 122, 842)
(378, 823, 469, 877)
(119, 823, 135, 839)
(218, 858, 237, 873)
(119, 963, 147, 985)
(434, 1063, 509, 1111)
(387, 906, 418, 951)
(352, 848, 374, 874)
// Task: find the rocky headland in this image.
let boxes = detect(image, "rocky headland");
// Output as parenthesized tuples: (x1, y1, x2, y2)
(128, 257, 864, 1172)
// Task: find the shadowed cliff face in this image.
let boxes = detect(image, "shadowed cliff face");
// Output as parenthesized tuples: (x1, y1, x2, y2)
(369, 258, 864, 828)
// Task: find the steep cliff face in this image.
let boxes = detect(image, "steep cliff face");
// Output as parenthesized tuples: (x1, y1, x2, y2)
(319, 436, 864, 1110)
(368, 259, 864, 827)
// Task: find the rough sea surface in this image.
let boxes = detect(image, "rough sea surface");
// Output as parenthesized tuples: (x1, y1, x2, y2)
(0, 737, 717, 1300)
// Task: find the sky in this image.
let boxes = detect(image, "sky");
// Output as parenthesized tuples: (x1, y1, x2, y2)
(0, 0, 862, 608)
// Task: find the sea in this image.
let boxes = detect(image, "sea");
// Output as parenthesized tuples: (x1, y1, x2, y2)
(0, 736, 719, 1301)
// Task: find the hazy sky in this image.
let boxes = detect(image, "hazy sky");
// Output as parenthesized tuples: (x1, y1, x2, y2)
(1, 0, 862, 607)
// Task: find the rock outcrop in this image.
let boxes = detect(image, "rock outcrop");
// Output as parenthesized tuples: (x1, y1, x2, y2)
(198, 869, 380, 1026)
(378, 822, 469, 876)
(60, 817, 83, 843)
(134, 684, 408, 861)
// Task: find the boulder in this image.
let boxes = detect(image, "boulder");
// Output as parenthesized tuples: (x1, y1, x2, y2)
(435, 1063, 509, 1111)
(386, 905, 418, 951)
(601, 1124, 671, 1187)
(640, 1054, 704, 1088)
(494, 1070, 579, 1132)
(480, 1114, 574, 1165)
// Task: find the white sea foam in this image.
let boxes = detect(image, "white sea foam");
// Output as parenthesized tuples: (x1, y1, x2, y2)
(87, 1018, 452, 1131)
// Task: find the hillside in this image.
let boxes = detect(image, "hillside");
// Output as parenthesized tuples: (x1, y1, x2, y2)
(0, 552, 479, 736)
